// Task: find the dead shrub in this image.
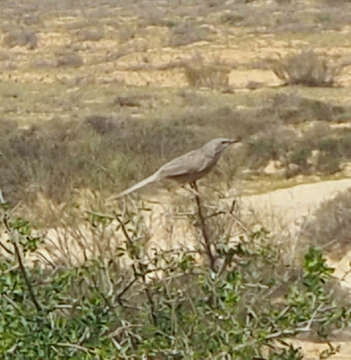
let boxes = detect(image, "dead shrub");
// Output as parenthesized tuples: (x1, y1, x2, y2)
(173, 105, 275, 140)
(184, 55, 230, 90)
(3, 28, 38, 49)
(271, 92, 347, 123)
(270, 50, 347, 87)
(76, 28, 104, 42)
(169, 22, 211, 47)
(56, 52, 83, 67)
(85, 115, 125, 135)
(219, 12, 245, 25)
(113, 95, 150, 107)
(247, 125, 299, 169)
(178, 89, 208, 107)
(301, 188, 351, 260)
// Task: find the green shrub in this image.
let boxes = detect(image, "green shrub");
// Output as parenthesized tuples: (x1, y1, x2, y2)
(0, 196, 349, 359)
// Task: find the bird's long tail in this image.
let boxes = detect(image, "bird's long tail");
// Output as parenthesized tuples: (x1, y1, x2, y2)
(110, 172, 159, 200)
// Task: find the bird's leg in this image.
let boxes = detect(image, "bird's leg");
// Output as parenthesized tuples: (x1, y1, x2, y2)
(185, 182, 200, 197)
(191, 181, 216, 272)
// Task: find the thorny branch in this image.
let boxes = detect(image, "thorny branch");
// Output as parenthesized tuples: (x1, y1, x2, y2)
(115, 212, 157, 325)
(191, 181, 216, 272)
(0, 194, 42, 312)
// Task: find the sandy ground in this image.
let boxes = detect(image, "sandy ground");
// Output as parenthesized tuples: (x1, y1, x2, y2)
(242, 178, 351, 227)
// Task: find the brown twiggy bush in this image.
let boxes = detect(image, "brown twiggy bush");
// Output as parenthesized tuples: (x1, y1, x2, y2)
(300, 187, 351, 260)
(184, 55, 231, 90)
(270, 50, 349, 87)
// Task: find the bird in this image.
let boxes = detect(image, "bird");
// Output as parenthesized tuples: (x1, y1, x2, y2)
(111, 137, 241, 199)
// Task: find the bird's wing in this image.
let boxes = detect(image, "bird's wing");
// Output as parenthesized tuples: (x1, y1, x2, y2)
(111, 172, 159, 199)
(157, 150, 211, 178)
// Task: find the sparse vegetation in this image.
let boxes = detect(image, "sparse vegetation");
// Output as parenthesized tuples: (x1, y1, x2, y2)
(1, 92, 351, 210)
(270, 50, 348, 87)
(168, 22, 212, 47)
(1, 0, 351, 358)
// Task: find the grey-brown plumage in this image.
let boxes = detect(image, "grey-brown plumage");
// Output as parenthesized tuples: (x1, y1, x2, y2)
(112, 137, 240, 199)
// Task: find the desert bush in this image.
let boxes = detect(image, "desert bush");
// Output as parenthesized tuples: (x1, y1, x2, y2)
(270, 50, 346, 87)
(76, 28, 104, 42)
(219, 11, 245, 25)
(183, 54, 231, 90)
(184, 62, 231, 89)
(246, 125, 299, 168)
(2, 27, 38, 49)
(169, 22, 212, 47)
(173, 105, 275, 140)
(178, 89, 208, 107)
(0, 117, 200, 207)
(301, 187, 351, 260)
(56, 51, 83, 67)
(271, 92, 347, 123)
(286, 127, 351, 175)
(85, 115, 125, 135)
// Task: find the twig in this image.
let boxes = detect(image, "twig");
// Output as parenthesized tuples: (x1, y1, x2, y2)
(115, 213, 157, 325)
(2, 215, 42, 312)
(0, 238, 14, 255)
(191, 181, 216, 271)
(116, 277, 138, 304)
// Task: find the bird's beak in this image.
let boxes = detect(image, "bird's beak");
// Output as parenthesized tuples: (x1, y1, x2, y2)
(230, 137, 242, 144)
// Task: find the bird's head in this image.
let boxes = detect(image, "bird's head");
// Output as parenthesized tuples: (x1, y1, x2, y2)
(204, 137, 241, 156)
